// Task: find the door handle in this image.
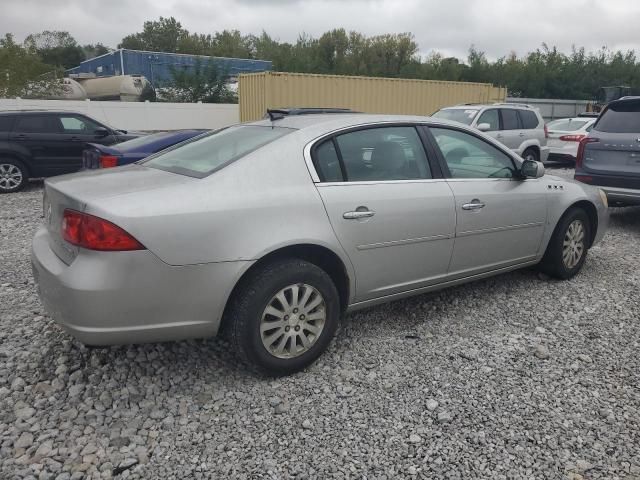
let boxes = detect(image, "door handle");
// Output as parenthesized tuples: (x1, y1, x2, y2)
(343, 209, 375, 219)
(496, 134, 503, 138)
(11, 134, 28, 140)
(462, 200, 486, 211)
(70, 137, 83, 142)
(519, 132, 525, 137)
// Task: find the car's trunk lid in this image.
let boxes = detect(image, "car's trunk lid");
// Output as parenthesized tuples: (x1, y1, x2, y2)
(43, 165, 193, 264)
(583, 131, 640, 177)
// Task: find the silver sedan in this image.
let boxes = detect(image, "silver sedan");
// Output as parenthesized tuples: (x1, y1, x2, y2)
(31, 114, 609, 375)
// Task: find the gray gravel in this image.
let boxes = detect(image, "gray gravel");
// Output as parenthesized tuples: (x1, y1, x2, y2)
(1, 171, 640, 479)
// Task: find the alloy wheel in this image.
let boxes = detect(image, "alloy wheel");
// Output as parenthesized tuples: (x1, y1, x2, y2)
(0, 164, 23, 191)
(562, 219, 585, 269)
(260, 283, 327, 359)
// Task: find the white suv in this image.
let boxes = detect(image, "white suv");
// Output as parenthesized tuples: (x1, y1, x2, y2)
(433, 103, 550, 163)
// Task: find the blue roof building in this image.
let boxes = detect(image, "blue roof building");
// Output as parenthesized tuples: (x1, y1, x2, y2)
(67, 49, 272, 86)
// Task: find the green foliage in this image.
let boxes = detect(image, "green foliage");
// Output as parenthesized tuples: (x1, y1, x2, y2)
(0, 34, 62, 98)
(165, 60, 235, 103)
(23, 30, 85, 69)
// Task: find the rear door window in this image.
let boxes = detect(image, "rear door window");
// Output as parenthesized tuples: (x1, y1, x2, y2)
(13, 115, 59, 134)
(500, 109, 521, 130)
(518, 110, 540, 129)
(313, 140, 344, 182)
(594, 101, 640, 133)
(333, 126, 432, 181)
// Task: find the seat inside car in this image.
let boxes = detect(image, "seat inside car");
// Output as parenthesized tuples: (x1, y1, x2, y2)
(369, 141, 411, 180)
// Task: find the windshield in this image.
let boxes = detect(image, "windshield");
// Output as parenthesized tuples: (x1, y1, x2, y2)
(547, 119, 589, 132)
(432, 108, 479, 125)
(594, 100, 640, 133)
(142, 125, 294, 178)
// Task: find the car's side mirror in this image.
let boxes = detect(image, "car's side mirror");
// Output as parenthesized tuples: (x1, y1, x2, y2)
(94, 127, 110, 137)
(521, 159, 545, 179)
(477, 123, 491, 132)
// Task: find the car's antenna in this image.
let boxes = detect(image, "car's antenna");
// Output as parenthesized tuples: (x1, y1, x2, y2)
(266, 109, 286, 122)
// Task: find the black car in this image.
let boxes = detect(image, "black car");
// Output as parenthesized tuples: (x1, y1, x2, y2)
(574, 96, 640, 206)
(0, 110, 143, 193)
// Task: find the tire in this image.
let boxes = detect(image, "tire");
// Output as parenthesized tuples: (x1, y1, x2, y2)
(522, 147, 539, 163)
(539, 208, 591, 280)
(0, 159, 28, 193)
(226, 259, 340, 376)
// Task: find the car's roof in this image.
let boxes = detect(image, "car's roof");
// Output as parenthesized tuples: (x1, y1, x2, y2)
(0, 110, 84, 116)
(247, 113, 457, 130)
(440, 103, 530, 110)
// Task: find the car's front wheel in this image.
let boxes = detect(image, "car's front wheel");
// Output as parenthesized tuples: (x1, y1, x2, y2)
(226, 259, 340, 375)
(0, 159, 28, 193)
(539, 208, 591, 279)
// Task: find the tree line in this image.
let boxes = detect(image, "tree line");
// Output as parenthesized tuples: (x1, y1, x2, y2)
(3, 16, 640, 101)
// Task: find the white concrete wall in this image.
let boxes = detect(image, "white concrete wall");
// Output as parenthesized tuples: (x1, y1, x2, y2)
(0, 99, 240, 131)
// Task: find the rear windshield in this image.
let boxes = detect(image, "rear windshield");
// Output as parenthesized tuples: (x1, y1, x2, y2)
(142, 125, 294, 178)
(594, 101, 640, 133)
(547, 119, 589, 131)
(432, 108, 479, 125)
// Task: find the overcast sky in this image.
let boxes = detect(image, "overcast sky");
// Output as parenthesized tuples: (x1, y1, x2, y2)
(2, 0, 640, 60)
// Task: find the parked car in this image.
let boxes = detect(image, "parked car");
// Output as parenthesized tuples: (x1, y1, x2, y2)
(0, 110, 143, 193)
(32, 114, 608, 375)
(432, 103, 550, 163)
(546, 117, 596, 164)
(82, 130, 207, 169)
(575, 96, 640, 206)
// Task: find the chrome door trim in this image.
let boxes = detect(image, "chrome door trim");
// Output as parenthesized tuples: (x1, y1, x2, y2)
(457, 221, 545, 237)
(316, 178, 449, 187)
(357, 234, 452, 251)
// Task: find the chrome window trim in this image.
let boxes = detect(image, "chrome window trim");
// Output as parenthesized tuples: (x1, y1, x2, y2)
(303, 121, 436, 184)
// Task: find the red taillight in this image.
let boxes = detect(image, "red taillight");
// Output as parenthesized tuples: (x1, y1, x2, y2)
(544, 124, 549, 139)
(575, 137, 599, 169)
(62, 209, 145, 251)
(559, 134, 586, 142)
(100, 155, 119, 168)
(574, 175, 593, 183)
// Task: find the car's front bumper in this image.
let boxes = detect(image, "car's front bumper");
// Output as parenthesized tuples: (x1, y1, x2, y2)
(31, 226, 251, 346)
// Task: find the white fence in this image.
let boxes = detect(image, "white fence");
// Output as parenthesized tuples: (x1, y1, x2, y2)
(506, 97, 591, 121)
(0, 99, 240, 131)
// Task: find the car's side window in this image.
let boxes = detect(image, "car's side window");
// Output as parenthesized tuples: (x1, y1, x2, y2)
(430, 127, 517, 179)
(313, 140, 344, 182)
(333, 126, 432, 182)
(477, 109, 500, 131)
(13, 115, 59, 134)
(59, 115, 101, 134)
(500, 109, 521, 130)
(518, 110, 539, 129)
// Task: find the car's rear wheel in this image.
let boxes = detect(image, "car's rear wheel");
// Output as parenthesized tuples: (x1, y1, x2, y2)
(539, 208, 591, 279)
(522, 147, 539, 163)
(226, 259, 340, 375)
(0, 159, 28, 193)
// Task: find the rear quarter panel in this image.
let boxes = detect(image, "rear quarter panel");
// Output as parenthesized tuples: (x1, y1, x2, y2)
(87, 132, 353, 275)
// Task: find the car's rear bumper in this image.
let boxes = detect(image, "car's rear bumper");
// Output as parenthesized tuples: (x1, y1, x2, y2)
(602, 186, 640, 206)
(31, 226, 251, 346)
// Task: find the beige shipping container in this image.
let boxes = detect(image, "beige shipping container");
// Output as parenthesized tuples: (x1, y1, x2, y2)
(239, 71, 507, 122)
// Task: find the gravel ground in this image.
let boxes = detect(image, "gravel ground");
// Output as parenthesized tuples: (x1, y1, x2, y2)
(1, 169, 639, 480)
